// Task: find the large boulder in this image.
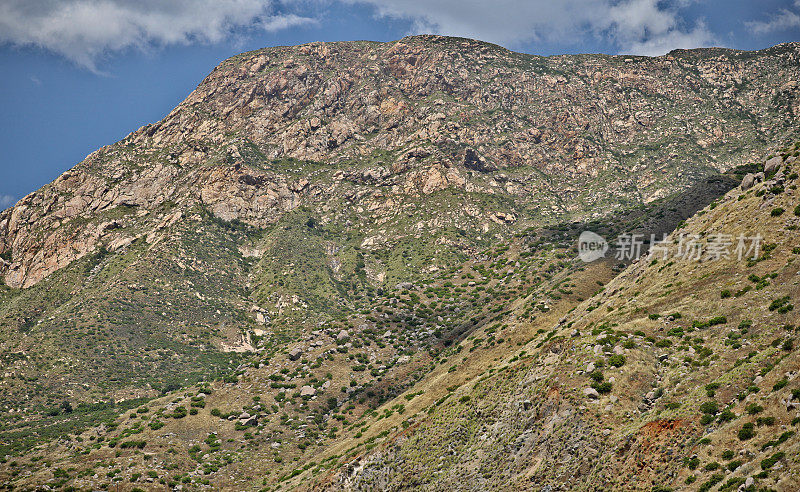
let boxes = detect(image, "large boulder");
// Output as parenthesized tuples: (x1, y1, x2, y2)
(765, 156, 783, 174)
(583, 387, 600, 399)
(740, 173, 757, 190)
(239, 413, 258, 426)
(288, 347, 303, 361)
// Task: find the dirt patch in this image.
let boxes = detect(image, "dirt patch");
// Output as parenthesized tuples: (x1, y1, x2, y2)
(639, 418, 686, 438)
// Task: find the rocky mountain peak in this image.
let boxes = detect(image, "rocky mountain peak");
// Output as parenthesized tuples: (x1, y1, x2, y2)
(1, 36, 799, 290)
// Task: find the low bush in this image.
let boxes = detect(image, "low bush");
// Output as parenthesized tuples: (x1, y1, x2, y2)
(738, 422, 755, 440)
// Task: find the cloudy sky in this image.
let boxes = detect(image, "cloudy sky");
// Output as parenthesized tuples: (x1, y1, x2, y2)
(1, 0, 799, 206)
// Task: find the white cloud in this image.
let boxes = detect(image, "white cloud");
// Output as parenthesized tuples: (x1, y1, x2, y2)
(746, 1, 800, 35)
(0, 1, 315, 70)
(0, 195, 15, 209)
(622, 22, 714, 56)
(0, 0, 723, 69)
(604, 0, 715, 55)
(345, 0, 716, 55)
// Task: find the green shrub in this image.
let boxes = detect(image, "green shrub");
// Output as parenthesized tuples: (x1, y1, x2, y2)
(761, 430, 795, 450)
(756, 416, 775, 426)
(760, 451, 785, 470)
(770, 207, 785, 217)
(607, 354, 626, 367)
(591, 381, 613, 394)
(120, 440, 146, 449)
(697, 473, 724, 492)
(717, 408, 736, 422)
(738, 422, 755, 440)
(746, 403, 764, 415)
(667, 327, 684, 337)
(699, 401, 718, 415)
(769, 296, 793, 312)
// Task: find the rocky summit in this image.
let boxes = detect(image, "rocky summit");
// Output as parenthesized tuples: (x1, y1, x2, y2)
(0, 35, 799, 491)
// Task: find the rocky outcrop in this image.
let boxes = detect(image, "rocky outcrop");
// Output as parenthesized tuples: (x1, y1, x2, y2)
(2, 36, 800, 288)
(741, 172, 764, 190)
(765, 155, 784, 174)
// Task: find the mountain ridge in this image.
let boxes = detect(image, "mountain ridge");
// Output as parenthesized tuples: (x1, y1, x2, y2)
(0, 35, 799, 491)
(3, 35, 800, 289)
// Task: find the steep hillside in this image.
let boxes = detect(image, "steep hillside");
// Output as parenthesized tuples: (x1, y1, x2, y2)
(312, 144, 800, 491)
(0, 35, 799, 490)
(1, 142, 796, 492)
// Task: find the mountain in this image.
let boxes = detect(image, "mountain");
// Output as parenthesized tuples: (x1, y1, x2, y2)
(3, 36, 800, 291)
(0, 36, 798, 490)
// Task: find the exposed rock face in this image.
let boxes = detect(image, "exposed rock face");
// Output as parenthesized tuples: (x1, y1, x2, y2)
(741, 173, 758, 190)
(765, 155, 784, 174)
(2, 35, 800, 289)
(764, 156, 783, 174)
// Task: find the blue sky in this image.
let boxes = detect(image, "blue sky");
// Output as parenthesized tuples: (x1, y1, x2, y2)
(1, 0, 799, 208)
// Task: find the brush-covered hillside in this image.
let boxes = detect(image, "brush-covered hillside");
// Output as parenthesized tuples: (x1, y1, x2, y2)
(0, 35, 799, 491)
